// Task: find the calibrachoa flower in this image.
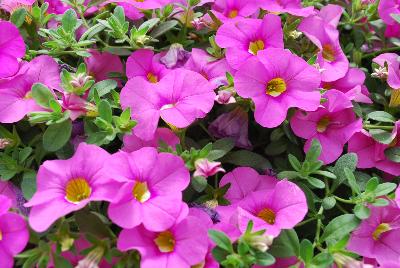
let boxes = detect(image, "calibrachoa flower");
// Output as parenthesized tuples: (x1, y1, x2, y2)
(234, 48, 321, 128)
(117, 213, 209, 268)
(121, 68, 215, 140)
(85, 49, 124, 82)
(123, 127, 179, 152)
(0, 195, 29, 268)
(257, 0, 315, 17)
(347, 201, 400, 265)
(0, 21, 26, 79)
(0, 0, 34, 14)
(348, 123, 400, 176)
(290, 90, 363, 164)
(184, 48, 233, 87)
(373, 53, 400, 107)
(107, 147, 190, 231)
(215, 14, 283, 70)
(208, 107, 252, 149)
(193, 158, 225, 178)
(126, 49, 169, 83)
(25, 143, 119, 232)
(218, 179, 308, 237)
(378, 0, 400, 37)
(0, 55, 61, 123)
(211, 0, 260, 22)
(0, 181, 17, 208)
(298, 5, 349, 82)
(215, 89, 236, 104)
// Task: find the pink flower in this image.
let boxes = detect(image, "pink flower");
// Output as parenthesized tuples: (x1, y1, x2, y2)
(117, 214, 209, 268)
(108, 0, 173, 20)
(0, 181, 17, 208)
(373, 53, 400, 89)
(121, 69, 215, 140)
(322, 68, 372, 104)
(347, 201, 400, 265)
(0, 195, 29, 268)
(208, 107, 252, 149)
(107, 147, 190, 231)
(257, 0, 315, 17)
(211, 0, 260, 22)
(219, 167, 278, 204)
(85, 49, 124, 82)
(25, 143, 119, 232)
(126, 49, 169, 83)
(61, 93, 88, 121)
(348, 123, 400, 176)
(159, 44, 190, 69)
(184, 48, 233, 87)
(123, 127, 179, 152)
(215, 90, 236, 104)
(378, 0, 400, 37)
(234, 48, 321, 128)
(396, 185, 400, 207)
(290, 90, 363, 164)
(215, 15, 283, 69)
(218, 179, 308, 237)
(44, 0, 69, 14)
(194, 159, 225, 178)
(0, 0, 34, 13)
(0, 55, 61, 123)
(0, 21, 26, 79)
(298, 5, 349, 82)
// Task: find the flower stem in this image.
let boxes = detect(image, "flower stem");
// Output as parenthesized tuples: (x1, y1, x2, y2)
(363, 124, 394, 130)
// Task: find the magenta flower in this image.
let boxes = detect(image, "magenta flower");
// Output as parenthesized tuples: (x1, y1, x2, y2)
(44, 0, 69, 14)
(0, 195, 29, 268)
(107, 147, 190, 231)
(117, 214, 209, 268)
(0, 181, 17, 208)
(215, 89, 236, 104)
(126, 49, 169, 83)
(257, 0, 315, 17)
(0, 55, 61, 123)
(123, 127, 179, 153)
(85, 49, 124, 82)
(234, 48, 321, 128)
(290, 90, 363, 164)
(373, 53, 400, 107)
(184, 48, 233, 87)
(215, 15, 283, 69)
(121, 69, 215, 140)
(194, 159, 225, 178)
(0, 21, 26, 79)
(219, 167, 278, 204)
(298, 5, 349, 82)
(347, 201, 400, 265)
(322, 68, 372, 104)
(0, 0, 34, 13)
(378, 0, 400, 37)
(396, 185, 400, 207)
(25, 143, 119, 232)
(211, 0, 260, 22)
(348, 125, 400, 176)
(218, 180, 308, 237)
(159, 43, 190, 69)
(208, 107, 252, 149)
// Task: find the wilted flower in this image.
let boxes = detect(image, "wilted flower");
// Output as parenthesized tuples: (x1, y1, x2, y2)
(160, 43, 190, 69)
(194, 159, 225, 178)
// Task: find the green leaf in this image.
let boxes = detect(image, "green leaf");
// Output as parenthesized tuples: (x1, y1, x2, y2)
(305, 139, 321, 162)
(207, 138, 235, 161)
(344, 168, 360, 194)
(367, 111, 396, 123)
(268, 229, 300, 258)
(98, 100, 113, 123)
(374, 182, 397, 196)
(313, 170, 337, 179)
(221, 150, 272, 171)
(384, 147, 400, 163)
(322, 196, 336, 210)
(62, 9, 77, 33)
(31, 83, 54, 109)
(320, 214, 360, 243)
(43, 120, 72, 152)
(138, 18, 160, 32)
(307, 177, 325, 189)
(208, 230, 233, 253)
(89, 79, 118, 99)
(365, 177, 379, 193)
(333, 153, 358, 185)
(11, 8, 27, 27)
(150, 20, 178, 38)
(191, 176, 208, 192)
(370, 129, 395, 144)
(254, 252, 275, 266)
(372, 198, 390, 207)
(311, 253, 334, 267)
(299, 239, 313, 264)
(74, 210, 112, 238)
(354, 204, 370, 219)
(391, 13, 400, 24)
(21, 171, 37, 200)
(18, 147, 32, 163)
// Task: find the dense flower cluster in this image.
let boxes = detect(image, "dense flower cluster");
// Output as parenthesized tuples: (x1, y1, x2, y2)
(1, 0, 400, 267)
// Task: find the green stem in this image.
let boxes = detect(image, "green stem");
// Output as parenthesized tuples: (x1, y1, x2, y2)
(295, 217, 317, 227)
(314, 206, 324, 247)
(362, 47, 400, 59)
(363, 124, 394, 130)
(334, 196, 356, 204)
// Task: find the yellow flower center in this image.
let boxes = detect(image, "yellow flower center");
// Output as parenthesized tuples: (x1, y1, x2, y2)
(372, 223, 391, 241)
(228, 9, 238, 18)
(65, 178, 92, 204)
(133, 182, 151, 203)
(192, 262, 206, 268)
(154, 231, 175, 253)
(0, 229, 2, 241)
(389, 89, 400, 108)
(248, 40, 265, 55)
(257, 208, 276, 225)
(317, 116, 330, 133)
(266, 78, 286, 97)
(322, 83, 332, 90)
(147, 72, 158, 83)
(135, 0, 145, 2)
(322, 44, 335, 62)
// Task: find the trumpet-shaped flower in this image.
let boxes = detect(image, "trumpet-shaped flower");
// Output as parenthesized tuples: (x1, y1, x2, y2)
(0, 21, 26, 79)
(126, 49, 169, 83)
(117, 214, 209, 268)
(291, 90, 362, 164)
(0, 195, 29, 268)
(123, 128, 179, 152)
(121, 69, 215, 140)
(215, 15, 283, 69)
(107, 147, 190, 231)
(25, 143, 118, 232)
(234, 48, 321, 128)
(211, 0, 260, 22)
(373, 53, 400, 107)
(378, 0, 400, 37)
(85, 50, 124, 82)
(257, 0, 315, 17)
